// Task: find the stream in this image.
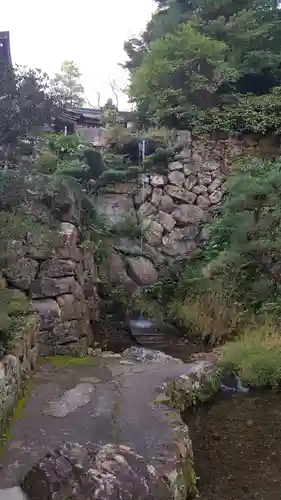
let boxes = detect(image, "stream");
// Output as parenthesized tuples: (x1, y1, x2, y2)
(183, 391, 281, 500)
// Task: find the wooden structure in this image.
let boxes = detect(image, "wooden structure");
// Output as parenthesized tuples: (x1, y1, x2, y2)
(0, 32, 12, 67)
(53, 107, 137, 135)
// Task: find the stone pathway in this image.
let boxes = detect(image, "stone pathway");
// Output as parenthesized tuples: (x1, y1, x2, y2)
(0, 348, 215, 499)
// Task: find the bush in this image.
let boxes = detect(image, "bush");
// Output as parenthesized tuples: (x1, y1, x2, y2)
(37, 151, 59, 174)
(83, 148, 105, 180)
(109, 216, 142, 239)
(0, 289, 31, 357)
(45, 133, 81, 160)
(221, 319, 281, 388)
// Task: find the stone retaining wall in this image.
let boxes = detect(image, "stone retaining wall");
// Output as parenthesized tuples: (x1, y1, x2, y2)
(1, 221, 100, 357)
(97, 131, 281, 288)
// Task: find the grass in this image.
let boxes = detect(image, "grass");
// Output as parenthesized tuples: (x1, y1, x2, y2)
(37, 356, 95, 367)
(220, 318, 281, 388)
(0, 387, 29, 454)
(168, 283, 245, 344)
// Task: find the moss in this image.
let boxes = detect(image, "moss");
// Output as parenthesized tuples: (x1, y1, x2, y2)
(37, 356, 95, 367)
(0, 387, 29, 454)
(0, 289, 30, 317)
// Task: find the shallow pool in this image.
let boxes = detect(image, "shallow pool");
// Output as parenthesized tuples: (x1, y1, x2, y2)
(183, 391, 281, 500)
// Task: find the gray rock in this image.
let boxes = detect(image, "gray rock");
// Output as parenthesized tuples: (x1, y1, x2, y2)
(172, 204, 208, 225)
(211, 169, 224, 180)
(123, 347, 183, 364)
(199, 226, 210, 241)
(106, 182, 138, 196)
(138, 201, 157, 218)
(192, 185, 208, 195)
(151, 187, 163, 207)
(31, 298, 61, 330)
(51, 320, 90, 347)
(160, 195, 174, 214)
(134, 185, 152, 207)
(162, 230, 197, 256)
(0, 487, 27, 500)
(2, 258, 39, 290)
(106, 250, 138, 292)
(26, 231, 55, 260)
(164, 185, 197, 204)
(126, 257, 158, 286)
(207, 178, 221, 193)
(168, 170, 185, 187)
(196, 195, 211, 209)
(175, 146, 192, 161)
(21, 442, 173, 500)
(197, 172, 212, 185)
(57, 294, 86, 321)
(38, 259, 76, 278)
(184, 175, 197, 191)
(144, 221, 163, 246)
(150, 174, 166, 187)
(203, 160, 220, 171)
(44, 383, 94, 417)
(96, 194, 136, 226)
(156, 211, 176, 232)
(183, 164, 200, 176)
(210, 189, 223, 204)
(30, 277, 79, 299)
(168, 161, 183, 171)
(180, 225, 200, 241)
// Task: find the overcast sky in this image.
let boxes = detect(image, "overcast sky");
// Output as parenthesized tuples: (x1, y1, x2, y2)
(1, 0, 155, 109)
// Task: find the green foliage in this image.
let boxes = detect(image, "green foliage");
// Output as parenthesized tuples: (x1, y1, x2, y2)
(83, 148, 106, 180)
(0, 64, 62, 146)
(126, 0, 281, 132)
(195, 87, 281, 134)
(0, 289, 31, 357)
(109, 216, 142, 239)
(204, 157, 281, 316)
(130, 23, 234, 127)
(45, 133, 80, 160)
(221, 320, 281, 388)
(37, 151, 59, 174)
(53, 60, 84, 107)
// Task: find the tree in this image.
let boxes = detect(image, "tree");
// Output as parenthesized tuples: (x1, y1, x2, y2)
(102, 98, 119, 128)
(0, 63, 62, 147)
(54, 60, 84, 108)
(126, 0, 281, 130)
(130, 23, 236, 127)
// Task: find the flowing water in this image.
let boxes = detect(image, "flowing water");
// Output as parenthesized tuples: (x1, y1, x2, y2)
(183, 391, 281, 500)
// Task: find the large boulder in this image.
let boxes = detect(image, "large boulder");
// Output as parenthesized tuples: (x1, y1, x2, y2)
(162, 229, 197, 256)
(144, 221, 163, 246)
(21, 442, 172, 500)
(164, 185, 196, 204)
(126, 256, 158, 286)
(172, 204, 208, 225)
(2, 258, 39, 290)
(96, 194, 136, 226)
(106, 250, 138, 292)
(38, 259, 77, 278)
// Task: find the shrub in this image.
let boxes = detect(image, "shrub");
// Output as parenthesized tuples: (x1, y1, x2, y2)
(109, 216, 142, 239)
(83, 148, 105, 179)
(0, 289, 31, 357)
(45, 133, 81, 160)
(37, 151, 59, 174)
(220, 319, 281, 388)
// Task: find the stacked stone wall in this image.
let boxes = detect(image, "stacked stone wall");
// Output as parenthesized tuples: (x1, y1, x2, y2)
(97, 131, 281, 288)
